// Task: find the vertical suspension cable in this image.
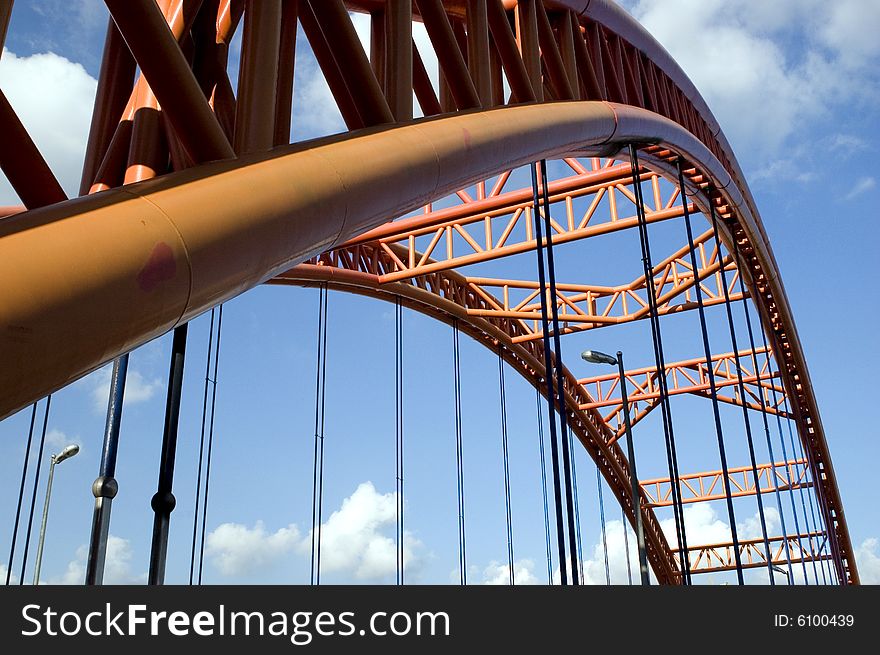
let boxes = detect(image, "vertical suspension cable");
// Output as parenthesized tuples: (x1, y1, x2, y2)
(196, 304, 223, 586)
(676, 162, 745, 584)
(529, 162, 571, 585)
(539, 160, 581, 584)
(395, 297, 405, 585)
(790, 409, 838, 583)
(800, 454, 829, 585)
(19, 396, 51, 584)
(498, 349, 515, 585)
(310, 286, 329, 585)
(622, 506, 633, 585)
(597, 467, 610, 585)
(762, 346, 811, 585)
(708, 205, 773, 584)
(567, 427, 585, 583)
(6, 403, 38, 585)
(452, 321, 467, 585)
(535, 388, 553, 584)
(795, 419, 834, 583)
(190, 308, 216, 585)
(729, 238, 796, 584)
(629, 146, 690, 584)
(784, 407, 825, 584)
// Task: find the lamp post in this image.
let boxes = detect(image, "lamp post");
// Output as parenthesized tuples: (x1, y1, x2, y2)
(33, 443, 80, 585)
(581, 349, 650, 585)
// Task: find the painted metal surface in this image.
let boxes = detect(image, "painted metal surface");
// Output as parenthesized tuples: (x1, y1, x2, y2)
(0, 0, 855, 584)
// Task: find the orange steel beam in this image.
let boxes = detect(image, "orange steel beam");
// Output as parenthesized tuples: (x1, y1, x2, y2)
(79, 17, 137, 195)
(0, 1, 11, 53)
(578, 346, 789, 439)
(640, 459, 811, 508)
(457, 226, 744, 343)
(272, 0, 299, 146)
(344, 165, 706, 283)
(0, 90, 68, 207)
(679, 532, 830, 575)
(234, 0, 282, 154)
(1, 101, 654, 420)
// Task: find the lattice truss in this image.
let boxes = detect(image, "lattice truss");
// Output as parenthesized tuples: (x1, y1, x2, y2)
(303, 152, 821, 576)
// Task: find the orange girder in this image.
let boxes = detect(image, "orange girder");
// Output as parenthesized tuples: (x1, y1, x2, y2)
(641, 459, 811, 508)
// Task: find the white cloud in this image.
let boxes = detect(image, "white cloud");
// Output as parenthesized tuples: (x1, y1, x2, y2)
(205, 481, 422, 581)
(206, 521, 301, 577)
(844, 176, 876, 201)
(739, 506, 781, 541)
(308, 481, 422, 581)
(855, 538, 880, 584)
(551, 502, 813, 585)
(628, 0, 879, 158)
(0, 563, 17, 584)
(45, 428, 71, 451)
(481, 559, 540, 585)
(87, 364, 162, 413)
(55, 535, 144, 585)
(0, 48, 97, 202)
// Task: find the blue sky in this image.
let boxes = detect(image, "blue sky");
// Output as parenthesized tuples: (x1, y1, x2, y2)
(0, 0, 877, 586)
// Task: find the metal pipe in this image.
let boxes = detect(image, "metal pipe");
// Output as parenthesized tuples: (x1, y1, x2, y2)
(234, 0, 282, 154)
(33, 443, 78, 585)
(85, 355, 127, 585)
(32, 457, 56, 585)
(466, 0, 492, 107)
(416, 0, 480, 110)
(148, 322, 188, 585)
(385, 0, 413, 121)
(617, 351, 650, 585)
(104, 0, 234, 163)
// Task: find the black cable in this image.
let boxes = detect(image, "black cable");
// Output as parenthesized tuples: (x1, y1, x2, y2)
(800, 452, 828, 585)
(19, 396, 51, 584)
(197, 304, 223, 585)
(597, 467, 610, 585)
(730, 236, 796, 584)
(709, 207, 772, 584)
(765, 372, 810, 584)
(675, 162, 744, 583)
(567, 427, 585, 584)
(6, 403, 37, 585)
(529, 162, 572, 585)
(792, 417, 838, 583)
(190, 307, 216, 585)
(539, 160, 581, 584)
(622, 506, 633, 585)
(498, 349, 515, 584)
(453, 322, 466, 584)
(310, 286, 329, 585)
(629, 146, 690, 584)
(785, 408, 825, 584)
(535, 388, 553, 584)
(395, 297, 405, 585)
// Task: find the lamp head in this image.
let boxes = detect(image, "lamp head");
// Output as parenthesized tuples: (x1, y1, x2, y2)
(580, 350, 618, 366)
(54, 444, 80, 464)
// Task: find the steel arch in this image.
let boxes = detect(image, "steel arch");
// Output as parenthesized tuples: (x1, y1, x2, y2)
(0, 0, 855, 584)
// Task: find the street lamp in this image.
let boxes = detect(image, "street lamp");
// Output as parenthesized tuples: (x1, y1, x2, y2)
(770, 564, 792, 585)
(33, 443, 80, 585)
(581, 349, 651, 586)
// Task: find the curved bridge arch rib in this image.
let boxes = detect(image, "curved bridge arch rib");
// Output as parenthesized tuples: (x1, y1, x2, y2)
(0, 0, 855, 583)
